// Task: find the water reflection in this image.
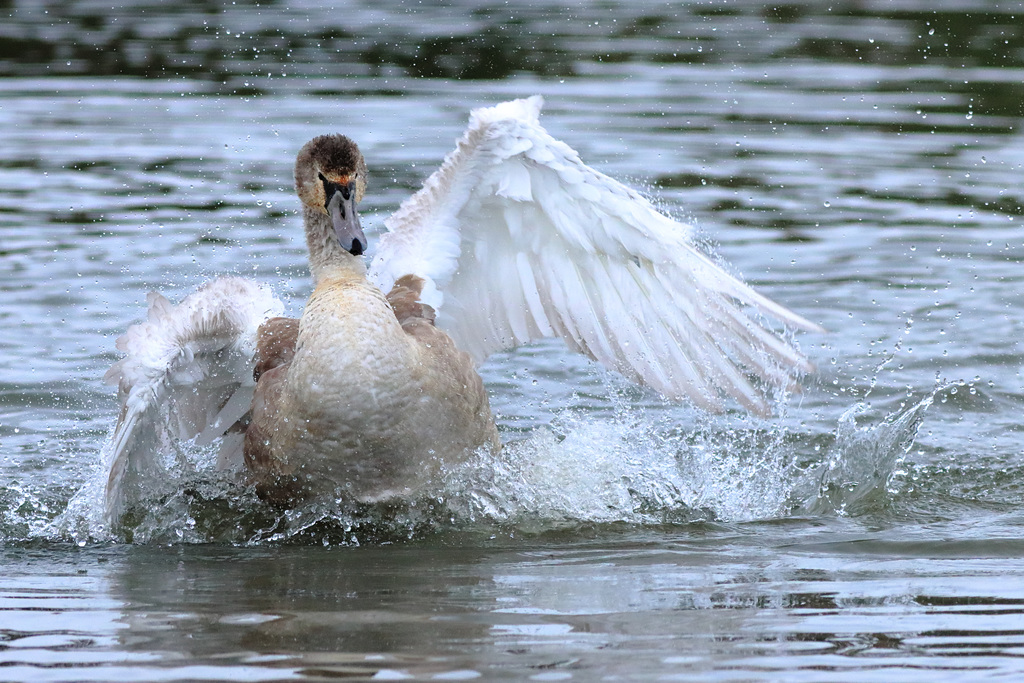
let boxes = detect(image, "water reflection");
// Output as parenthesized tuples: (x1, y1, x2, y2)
(3, 530, 1024, 680)
(5, 1, 1024, 85)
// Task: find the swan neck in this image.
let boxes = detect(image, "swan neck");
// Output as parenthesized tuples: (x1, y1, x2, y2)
(303, 205, 365, 283)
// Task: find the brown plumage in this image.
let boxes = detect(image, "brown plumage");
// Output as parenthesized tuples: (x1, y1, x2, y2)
(253, 317, 299, 381)
(243, 277, 455, 485)
(296, 134, 366, 183)
(241, 135, 499, 504)
(386, 274, 437, 328)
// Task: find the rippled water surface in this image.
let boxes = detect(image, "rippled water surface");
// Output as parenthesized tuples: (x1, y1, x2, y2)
(3, 0, 1024, 679)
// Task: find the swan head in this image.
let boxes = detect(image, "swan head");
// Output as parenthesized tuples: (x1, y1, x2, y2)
(295, 135, 369, 256)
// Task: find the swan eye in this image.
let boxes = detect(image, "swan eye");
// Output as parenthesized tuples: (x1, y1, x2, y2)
(318, 174, 352, 210)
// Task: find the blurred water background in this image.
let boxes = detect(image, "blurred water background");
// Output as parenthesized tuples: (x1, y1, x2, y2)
(2, 0, 1024, 679)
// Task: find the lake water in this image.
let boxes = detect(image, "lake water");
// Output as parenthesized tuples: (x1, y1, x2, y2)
(2, 0, 1024, 679)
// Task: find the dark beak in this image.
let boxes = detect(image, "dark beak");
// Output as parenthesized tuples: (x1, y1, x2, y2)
(325, 183, 366, 256)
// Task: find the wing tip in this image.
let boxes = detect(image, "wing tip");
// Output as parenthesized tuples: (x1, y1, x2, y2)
(783, 312, 827, 335)
(470, 95, 544, 128)
(101, 276, 285, 525)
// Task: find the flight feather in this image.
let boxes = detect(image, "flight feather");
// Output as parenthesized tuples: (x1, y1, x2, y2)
(103, 277, 283, 520)
(369, 96, 822, 415)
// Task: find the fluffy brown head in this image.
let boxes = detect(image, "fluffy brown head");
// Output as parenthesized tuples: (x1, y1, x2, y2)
(295, 134, 370, 258)
(294, 134, 368, 209)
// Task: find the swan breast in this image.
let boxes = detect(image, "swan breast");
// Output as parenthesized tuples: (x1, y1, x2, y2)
(254, 273, 497, 501)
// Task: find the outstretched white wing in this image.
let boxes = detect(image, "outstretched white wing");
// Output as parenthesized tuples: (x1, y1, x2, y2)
(102, 277, 283, 521)
(369, 96, 822, 415)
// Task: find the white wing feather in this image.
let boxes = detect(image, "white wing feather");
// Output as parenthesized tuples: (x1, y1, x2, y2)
(102, 277, 283, 521)
(370, 96, 823, 415)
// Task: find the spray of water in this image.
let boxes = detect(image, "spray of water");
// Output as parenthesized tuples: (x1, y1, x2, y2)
(41, 382, 938, 545)
(795, 393, 935, 516)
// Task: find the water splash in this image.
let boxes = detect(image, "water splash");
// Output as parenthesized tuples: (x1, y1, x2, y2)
(40, 388, 937, 545)
(441, 406, 804, 529)
(48, 469, 109, 545)
(794, 393, 935, 516)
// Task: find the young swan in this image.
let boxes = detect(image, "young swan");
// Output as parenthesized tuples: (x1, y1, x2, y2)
(244, 135, 499, 503)
(103, 98, 823, 524)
